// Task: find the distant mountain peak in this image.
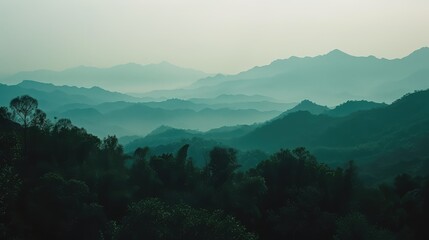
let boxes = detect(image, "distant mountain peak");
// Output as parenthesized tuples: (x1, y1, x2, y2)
(325, 49, 351, 57)
(17, 80, 56, 89)
(275, 99, 330, 119)
(19, 79, 52, 85)
(122, 62, 142, 67)
(327, 100, 387, 117)
(109, 62, 143, 70)
(296, 99, 319, 107)
(293, 99, 329, 110)
(158, 61, 174, 66)
(414, 46, 429, 52)
(69, 65, 100, 71)
(148, 125, 175, 136)
(405, 47, 429, 59)
(300, 99, 315, 104)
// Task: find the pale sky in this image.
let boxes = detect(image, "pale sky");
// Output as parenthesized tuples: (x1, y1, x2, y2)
(0, 0, 428, 74)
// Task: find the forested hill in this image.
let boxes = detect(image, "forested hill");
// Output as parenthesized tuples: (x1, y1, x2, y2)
(1, 94, 429, 239)
(237, 89, 429, 182)
(240, 89, 429, 150)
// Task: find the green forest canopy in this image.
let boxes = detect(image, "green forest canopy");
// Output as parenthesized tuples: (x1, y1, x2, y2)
(1, 95, 429, 239)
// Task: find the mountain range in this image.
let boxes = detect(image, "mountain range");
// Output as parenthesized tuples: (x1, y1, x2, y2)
(2, 48, 428, 106)
(0, 62, 210, 93)
(144, 48, 429, 105)
(0, 80, 143, 111)
(0, 81, 287, 137)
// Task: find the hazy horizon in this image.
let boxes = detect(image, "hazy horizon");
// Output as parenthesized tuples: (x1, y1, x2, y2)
(1, 0, 428, 75)
(0, 47, 427, 77)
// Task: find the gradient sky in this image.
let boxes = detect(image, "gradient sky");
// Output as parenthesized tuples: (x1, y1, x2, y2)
(0, 0, 428, 74)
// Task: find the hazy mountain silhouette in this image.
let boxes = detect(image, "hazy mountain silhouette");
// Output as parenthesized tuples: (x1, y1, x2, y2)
(1, 62, 210, 93)
(190, 94, 278, 104)
(105, 105, 279, 135)
(50, 103, 279, 137)
(0, 83, 97, 110)
(275, 100, 330, 119)
(126, 124, 257, 151)
(126, 125, 202, 147)
(17, 80, 141, 102)
(0, 81, 146, 111)
(1, 80, 290, 137)
(188, 94, 294, 111)
(326, 100, 387, 117)
(58, 97, 289, 114)
(204, 125, 258, 140)
(375, 68, 429, 100)
(3, 48, 428, 105)
(146, 48, 429, 105)
(140, 99, 209, 111)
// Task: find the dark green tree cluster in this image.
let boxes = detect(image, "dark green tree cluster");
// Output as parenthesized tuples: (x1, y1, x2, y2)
(1, 95, 429, 240)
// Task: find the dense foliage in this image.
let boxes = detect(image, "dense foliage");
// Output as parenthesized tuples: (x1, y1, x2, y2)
(1, 95, 429, 239)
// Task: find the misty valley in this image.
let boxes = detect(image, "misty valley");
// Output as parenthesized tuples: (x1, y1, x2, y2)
(1, 48, 429, 239)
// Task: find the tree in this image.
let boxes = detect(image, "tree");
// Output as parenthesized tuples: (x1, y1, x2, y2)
(176, 144, 190, 168)
(0, 107, 12, 120)
(175, 144, 190, 188)
(53, 118, 73, 133)
(101, 135, 123, 155)
(99, 135, 125, 170)
(30, 109, 51, 131)
(207, 147, 240, 187)
(9, 95, 38, 157)
(133, 147, 149, 162)
(129, 147, 161, 199)
(9, 95, 38, 129)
